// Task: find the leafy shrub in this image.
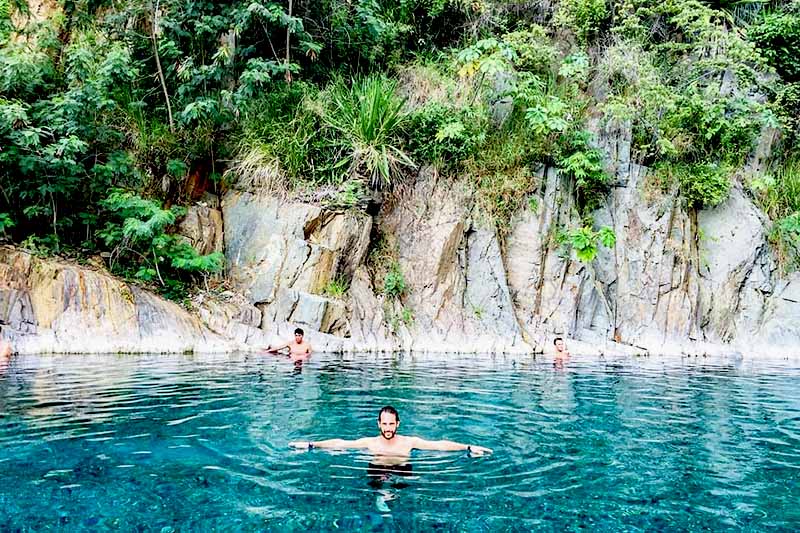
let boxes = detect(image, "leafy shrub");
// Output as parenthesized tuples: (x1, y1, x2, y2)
(658, 91, 763, 166)
(324, 276, 350, 298)
(525, 95, 570, 138)
(771, 213, 800, 271)
(467, 122, 539, 233)
(557, 131, 610, 214)
(321, 75, 414, 189)
(656, 162, 731, 209)
(749, 156, 800, 220)
(382, 261, 408, 299)
(231, 82, 323, 191)
(400, 306, 414, 325)
(773, 82, 800, 149)
(0, 212, 15, 237)
(555, 0, 608, 43)
(406, 101, 487, 170)
(498, 27, 558, 74)
(749, 9, 800, 82)
(309, 0, 469, 71)
(558, 52, 591, 85)
(562, 225, 616, 262)
(97, 190, 223, 298)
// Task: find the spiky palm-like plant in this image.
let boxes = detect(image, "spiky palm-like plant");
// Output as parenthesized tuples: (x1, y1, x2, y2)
(322, 75, 415, 189)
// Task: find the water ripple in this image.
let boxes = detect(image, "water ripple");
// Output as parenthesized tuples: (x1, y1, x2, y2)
(0, 353, 799, 530)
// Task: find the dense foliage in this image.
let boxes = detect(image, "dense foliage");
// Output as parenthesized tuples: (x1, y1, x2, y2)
(2, 0, 800, 292)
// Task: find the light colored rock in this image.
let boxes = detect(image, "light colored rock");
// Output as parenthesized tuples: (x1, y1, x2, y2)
(697, 187, 773, 341)
(348, 267, 396, 352)
(222, 191, 371, 333)
(754, 274, 800, 349)
(193, 292, 267, 347)
(505, 165, 595, 349)
(178, 202, 224, 256)
(259, 289, 349, 336)
(465, 228, 526, 350)
(0, 248, 233, 353)
(380, 169, 530, 353)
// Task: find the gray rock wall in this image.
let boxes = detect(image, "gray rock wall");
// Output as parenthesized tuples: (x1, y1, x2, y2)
(2, 142, 799, 356)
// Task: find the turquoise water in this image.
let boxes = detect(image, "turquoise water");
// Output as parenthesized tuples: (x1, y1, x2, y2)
(0, 353, 799, 531)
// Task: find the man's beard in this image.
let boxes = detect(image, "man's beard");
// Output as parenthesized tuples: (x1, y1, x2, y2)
(381, 429, 396, 440)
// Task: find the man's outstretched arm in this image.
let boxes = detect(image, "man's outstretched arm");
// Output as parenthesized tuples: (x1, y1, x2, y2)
(289, 437, 373, 450)
(266, 342, 289, 353)
(410, 437, 492, 455)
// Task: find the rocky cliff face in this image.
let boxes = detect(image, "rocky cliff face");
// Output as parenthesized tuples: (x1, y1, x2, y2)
(2, 143, 798, 356)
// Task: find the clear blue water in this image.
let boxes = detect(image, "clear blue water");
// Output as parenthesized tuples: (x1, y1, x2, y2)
(0, 353, 799, 531)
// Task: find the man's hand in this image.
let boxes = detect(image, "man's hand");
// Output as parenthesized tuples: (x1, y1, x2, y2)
(289, 441, 310, 450)
(468, 445, 492, 456)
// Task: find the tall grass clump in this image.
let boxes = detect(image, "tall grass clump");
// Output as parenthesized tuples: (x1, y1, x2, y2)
(321, 75, 415, 189)
(228, 82, 322, 192)
(750, 156, 800, 270)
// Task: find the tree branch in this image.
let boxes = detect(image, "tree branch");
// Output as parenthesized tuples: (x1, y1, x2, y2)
(151, 0, 174, 133)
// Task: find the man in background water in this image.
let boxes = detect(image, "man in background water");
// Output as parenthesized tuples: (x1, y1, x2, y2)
(266, 327, 312, 361)
(554, 337, 570, 368)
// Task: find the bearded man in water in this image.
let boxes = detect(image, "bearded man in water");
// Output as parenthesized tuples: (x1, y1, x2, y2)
(289, 405, 491, 474)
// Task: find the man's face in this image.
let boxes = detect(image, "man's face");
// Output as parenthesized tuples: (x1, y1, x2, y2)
(377, 412, 399, 440)
(555, 339, 566, 352)
(294, 333, 303, 343)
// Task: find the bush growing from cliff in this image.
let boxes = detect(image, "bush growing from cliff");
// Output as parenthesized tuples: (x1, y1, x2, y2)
(655, 162, 732, 209)
(98, 190, 223, 298)
(561, 226, 616, 263)
(324, 276, 349, 298)
(555, 0, 609, 43)
(749, 155, 800, 220)
(467, 122, 540, 233)
(557, 131, 611, 214)
(749, 7, 800, 82)
(750, 155, 800, 270)
(230, 82, 324, 190)
(321, 75, 415, 189)
(406, 101, 487, 171)
(771, 213, 800, 271)
(383, 261, 408, 299)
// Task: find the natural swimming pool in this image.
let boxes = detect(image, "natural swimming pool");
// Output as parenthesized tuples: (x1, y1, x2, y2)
(0, 353, 798, 531)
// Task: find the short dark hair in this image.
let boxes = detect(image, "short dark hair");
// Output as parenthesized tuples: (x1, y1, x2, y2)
(294, 328, 304, 336)
(378, 405, 399, 422)
(554, 337, 563, 345)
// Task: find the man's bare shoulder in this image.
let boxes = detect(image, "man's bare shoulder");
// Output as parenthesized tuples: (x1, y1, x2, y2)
(399, 435, 425, 448)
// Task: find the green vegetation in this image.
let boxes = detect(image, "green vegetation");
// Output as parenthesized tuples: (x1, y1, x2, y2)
(382, 261, 408, 299)
(324, 275, 349, 298)
(3, 0, 800, 294)
(749, 155, 800, 271)
(98, 190, 224, 299)
(322, 75, 414, 189)
(555, 0, 609, 43)
(559, 226, 617, 263)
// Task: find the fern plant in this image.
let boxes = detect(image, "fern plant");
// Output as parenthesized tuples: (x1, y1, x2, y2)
(98, 190, 223, 298)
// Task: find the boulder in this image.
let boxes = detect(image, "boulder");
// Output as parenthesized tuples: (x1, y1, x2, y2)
(222, 190, 370, 334)
(177, 201, 224, 256)
(0, 248, 233, 353)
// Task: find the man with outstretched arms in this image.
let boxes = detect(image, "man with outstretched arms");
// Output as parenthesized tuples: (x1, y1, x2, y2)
(289, 405, 492, 459)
